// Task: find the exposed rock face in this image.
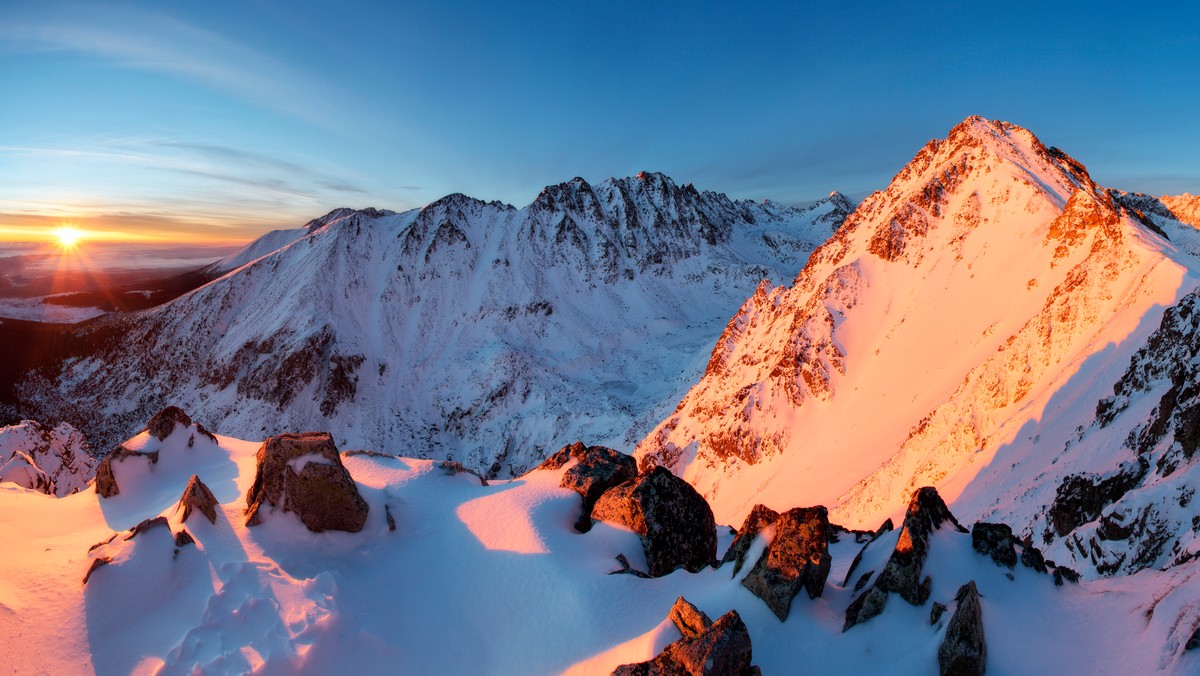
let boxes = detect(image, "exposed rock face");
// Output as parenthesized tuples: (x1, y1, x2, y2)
(147, 406, 192, 441)
(613, 603, 758, 676)
(668, 596, 712, 638)
(845, 487, 964, 631)
(0, 419, 95, 497)
(971, 522, 1017, 569)
(592, 466, 716, 576)
(721, 504, 780, 575)
(938, 581, 987, 676)
(540, 442, 638, 532)
(740, 506, 832, 620)
(95, 445, 160, 499)
(244, 433, 369, 533)
(176, 475, 219, 525)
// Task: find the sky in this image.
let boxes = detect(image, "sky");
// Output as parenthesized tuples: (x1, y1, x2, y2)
(1, 1, 1198, 243)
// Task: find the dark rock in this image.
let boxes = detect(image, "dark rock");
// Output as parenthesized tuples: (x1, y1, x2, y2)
(542, 442, 637, 532)
(82, 556, 111, 585)
(845, 487, 964, 631)
(94, 445, 160, 499)
(125, 516, 169, 540)
(176, 475, 219, 525)
(971, 522, 1017, 568)
(1020, 540, 1048, 573)
(174, 529, 195, 548)
(385, 504, 397, 531)
(931, 601, 948, 625)
(938, 581, 987, 676)
(854, 570, 873, 592)
(876, 518, 895, 535)
(668, 597, 712, 638)
(609, 553, 653, 579)
(1053, 566, 1081, 585)
(95, 454, 120, 498)
(440, 460, 489, 486)
(613, 606, 758, 676)
(88, 534, 117, 553)
(740, 506, 832, 620)
(147, 406, 192, 441)
(721, 504, 780, 575)
(1186, 625, 1200, 651)
(244, 432, 369, 533)
(592, 466, 716, 577)
(195, 422, 217, 444)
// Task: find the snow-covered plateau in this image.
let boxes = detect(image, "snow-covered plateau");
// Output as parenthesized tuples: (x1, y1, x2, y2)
(3, 116, 1200, 674)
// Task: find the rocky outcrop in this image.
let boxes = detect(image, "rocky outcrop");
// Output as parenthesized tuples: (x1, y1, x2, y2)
(244, 433, 369, 533)
(539, 442, 638, 532)
(95, 445, 159, 499)
(971, 522, 1018, 569)
(667, 596, 712, 638)
(845, 487, 965, 631)
(613, 602, 758, 676)
(721, 504, 779, 575)
(176, 475, 219, 525)
(592, 466, 716, 577)
(938, 581, 986, 676)
(740, 506, 832, 620)
(0, 419, 95, 497)
(147, 406, 192, 441)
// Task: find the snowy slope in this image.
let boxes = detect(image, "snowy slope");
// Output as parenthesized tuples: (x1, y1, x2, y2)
(636, 117, 1200, 554)
(0, 420, 94, 496)
(20, 175, 853, 476)
(2, 425, 1196, 674)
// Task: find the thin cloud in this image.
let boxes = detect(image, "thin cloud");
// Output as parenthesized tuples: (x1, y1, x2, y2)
(0, 8, 345, 130)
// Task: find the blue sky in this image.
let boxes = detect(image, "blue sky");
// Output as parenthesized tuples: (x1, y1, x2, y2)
(1, 1, 1198, 241)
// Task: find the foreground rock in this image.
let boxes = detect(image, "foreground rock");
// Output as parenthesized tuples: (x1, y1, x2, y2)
(244, 432, 369, 532)
(938, 581, 987, 676)
(592, 466, 716, 576)
(845, 487, 965, 631)
(538, 441, 637, 532)
(721, 504, 780, 575)
(146, 406, 193, 440)
(176, 475, 220, 525)
(0, 420, 95, 497)
(613, 599, 759, 675)
(95, 445, 158, 498)
(740, 506, 832, 620)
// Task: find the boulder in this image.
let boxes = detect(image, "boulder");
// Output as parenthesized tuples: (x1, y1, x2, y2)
(560, 444, 638, 532)
(613, 604, 758, 676)
(721, 504, 780, 575)
(147, 406, 192, 441)
(971, 522, 1017, 568)
(535, 441, 637, 532)
(937, 581, 987, 676)
(845, 487, 965, 631)
(244, 432, 369, 533)
(740, 506, 832, 621)
(176, 475, 220, 525)
(592, 466, 716, 576)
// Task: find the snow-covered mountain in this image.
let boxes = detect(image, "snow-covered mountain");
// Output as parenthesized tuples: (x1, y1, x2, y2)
(0, 419, 94, 496)
(636, 117, 1200, 581)
(19, 174, 853, 476)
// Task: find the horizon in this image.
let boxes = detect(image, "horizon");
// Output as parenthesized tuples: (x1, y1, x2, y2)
(3, 1, 1199, 244)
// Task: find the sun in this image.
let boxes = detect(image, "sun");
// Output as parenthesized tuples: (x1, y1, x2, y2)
(53, 227, 84, 248)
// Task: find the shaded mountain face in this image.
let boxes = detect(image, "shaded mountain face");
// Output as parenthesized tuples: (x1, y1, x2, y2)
(635, 117, 1200, 580)
(18, 173, 851, 476)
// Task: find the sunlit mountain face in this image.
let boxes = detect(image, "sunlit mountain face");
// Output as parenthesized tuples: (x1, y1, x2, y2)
(3, 117, 1200, 674)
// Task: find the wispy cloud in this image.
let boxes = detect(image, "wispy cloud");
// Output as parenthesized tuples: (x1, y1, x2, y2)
(0, 7, 344, 130)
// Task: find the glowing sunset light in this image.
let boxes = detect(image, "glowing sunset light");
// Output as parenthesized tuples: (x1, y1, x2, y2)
(53, 226, 85, 248)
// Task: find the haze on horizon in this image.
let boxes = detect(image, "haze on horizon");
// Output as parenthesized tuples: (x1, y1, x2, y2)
(1, 0, 1198, 244)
